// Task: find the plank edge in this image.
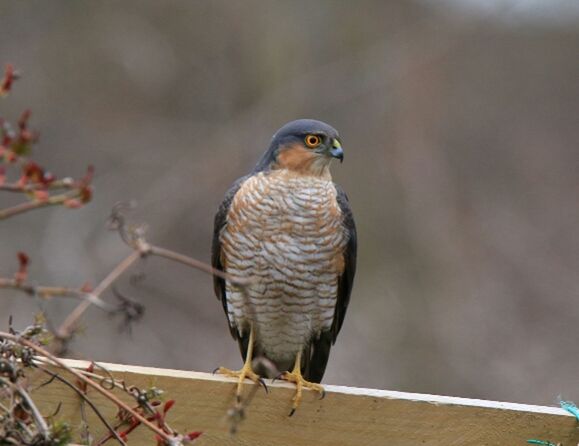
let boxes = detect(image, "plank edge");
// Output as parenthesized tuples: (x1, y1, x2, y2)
(54, 358, 571, 418)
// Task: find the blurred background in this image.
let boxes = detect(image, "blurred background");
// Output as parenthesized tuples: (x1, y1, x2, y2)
(1, 0, 579, 406)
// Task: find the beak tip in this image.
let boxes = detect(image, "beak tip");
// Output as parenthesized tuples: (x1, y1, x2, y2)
(330, 146, 344, 163)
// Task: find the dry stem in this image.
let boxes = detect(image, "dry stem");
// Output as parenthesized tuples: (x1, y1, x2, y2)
(0, 188, 88, 220)
(0, 331, 177, 445)
(55, 251, 141, 342)
(36, 366, 126, 446)
(0, 278, 113, 310)
(0, 178, 76, 193)
(0, 376, 51, 441)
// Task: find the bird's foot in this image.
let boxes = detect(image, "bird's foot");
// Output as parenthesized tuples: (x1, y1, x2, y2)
(277, 370, 325, 416)
(214, 364, 268, 401)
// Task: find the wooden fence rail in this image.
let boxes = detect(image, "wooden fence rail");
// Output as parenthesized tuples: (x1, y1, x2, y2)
(33, 359, 579, 445)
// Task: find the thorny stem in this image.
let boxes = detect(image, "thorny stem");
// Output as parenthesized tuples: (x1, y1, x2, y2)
(38, 362, 180, 440)
(34, 359, 185, 443)
(0, 331, 176, 444)
(35, 361, 126, 393)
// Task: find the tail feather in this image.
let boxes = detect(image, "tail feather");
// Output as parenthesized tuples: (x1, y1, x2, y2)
(303, 331, 332, 383)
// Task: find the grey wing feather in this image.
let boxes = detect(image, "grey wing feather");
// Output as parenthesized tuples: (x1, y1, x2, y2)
(305, 184, 357, 382)
(211, 175, 250, 341)
(331, 184, 357, 341)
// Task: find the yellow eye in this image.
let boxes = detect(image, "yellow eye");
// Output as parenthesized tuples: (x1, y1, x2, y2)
(304, 134, 322, 148)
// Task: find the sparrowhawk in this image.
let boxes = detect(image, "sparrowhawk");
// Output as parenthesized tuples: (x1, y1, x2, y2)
(212, 119, 356, 414)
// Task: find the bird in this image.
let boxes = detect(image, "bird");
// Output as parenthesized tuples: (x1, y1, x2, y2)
(212, 119, 356, 414)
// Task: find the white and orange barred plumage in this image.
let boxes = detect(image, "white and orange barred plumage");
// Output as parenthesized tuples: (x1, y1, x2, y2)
(212, 119, 356, 383)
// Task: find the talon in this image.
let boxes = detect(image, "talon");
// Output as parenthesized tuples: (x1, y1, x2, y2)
(272, 372, 284, 384)
(213, 325, 266, 403)
(277, 351, 325, 415)
(212, 367, 220, 375)
(258, 377, 269, 393)
(214, 365, 266, 399)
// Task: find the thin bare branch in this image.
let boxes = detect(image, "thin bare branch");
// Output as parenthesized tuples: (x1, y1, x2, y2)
(0, 278, 114, 311)
(107, 201, 252, 287)
(55, 251, 141, 342)
(36, 365, 126, 446)
(0, 178, 76, 193)
(0, 188, 88, 220)
(147, 244, 252, 286)
(0, 199, 52, 220)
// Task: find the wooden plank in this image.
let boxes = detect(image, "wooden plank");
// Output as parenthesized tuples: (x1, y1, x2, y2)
(31, 359, 579, 445)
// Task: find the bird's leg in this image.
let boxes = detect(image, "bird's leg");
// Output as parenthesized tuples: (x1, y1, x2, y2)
(215, 325, 266, 401)
(278, 350, 325, 416)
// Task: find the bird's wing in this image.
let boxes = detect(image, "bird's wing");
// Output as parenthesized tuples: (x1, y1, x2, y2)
(330, 184, 357, 341)
(211, 175, 250, 341)
(305, 184, 357, 382)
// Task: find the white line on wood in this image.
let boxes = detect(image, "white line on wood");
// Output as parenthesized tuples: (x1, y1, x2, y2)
(58, 358, 571, 418)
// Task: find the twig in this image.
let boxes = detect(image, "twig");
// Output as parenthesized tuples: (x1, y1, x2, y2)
(112, 287, 145, 332)
(79, 400, 91, 446)
(55, 251, 141, 342)
(0, 189, 87, 220)
(148, 244, 250, 286)
(0, 278, 115, 311)
(35, 359, 183, 443)
(0, 331, 177, 445)
(0, 178, 76, 192)
(107, 202, 252, 287)
(0, 400, 11, 414)
(0, 199, 53, 220)
(36, 365, 126, 446)
(0, 376, 51, 442)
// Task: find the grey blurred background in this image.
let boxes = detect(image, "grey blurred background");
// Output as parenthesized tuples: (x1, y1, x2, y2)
(1, 0, 579, 406)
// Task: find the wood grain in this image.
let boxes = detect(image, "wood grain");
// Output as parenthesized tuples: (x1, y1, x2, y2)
(32, 359, 579, 445)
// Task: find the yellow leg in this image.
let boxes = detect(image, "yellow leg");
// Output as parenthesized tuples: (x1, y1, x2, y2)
(215, 325, 266, 401)
(279, 350, 325, 416)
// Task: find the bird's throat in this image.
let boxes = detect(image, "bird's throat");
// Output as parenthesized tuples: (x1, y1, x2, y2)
(274, 144, 332, 178)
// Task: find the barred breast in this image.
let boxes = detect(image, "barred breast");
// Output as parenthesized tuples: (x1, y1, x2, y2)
(220, 170, 347, 364)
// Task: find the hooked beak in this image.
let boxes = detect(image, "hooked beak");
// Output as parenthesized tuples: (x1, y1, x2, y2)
(329, 139, 344, 163)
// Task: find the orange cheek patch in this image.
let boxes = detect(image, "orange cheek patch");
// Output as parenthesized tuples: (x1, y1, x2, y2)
(275, 144, 317, 173)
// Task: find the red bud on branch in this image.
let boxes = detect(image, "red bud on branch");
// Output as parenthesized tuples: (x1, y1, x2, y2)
(0, 64, 19, 96)
(15, 252, 29, 283)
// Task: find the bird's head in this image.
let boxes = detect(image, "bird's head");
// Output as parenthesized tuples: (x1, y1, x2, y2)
(254, 119, 344, 178)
